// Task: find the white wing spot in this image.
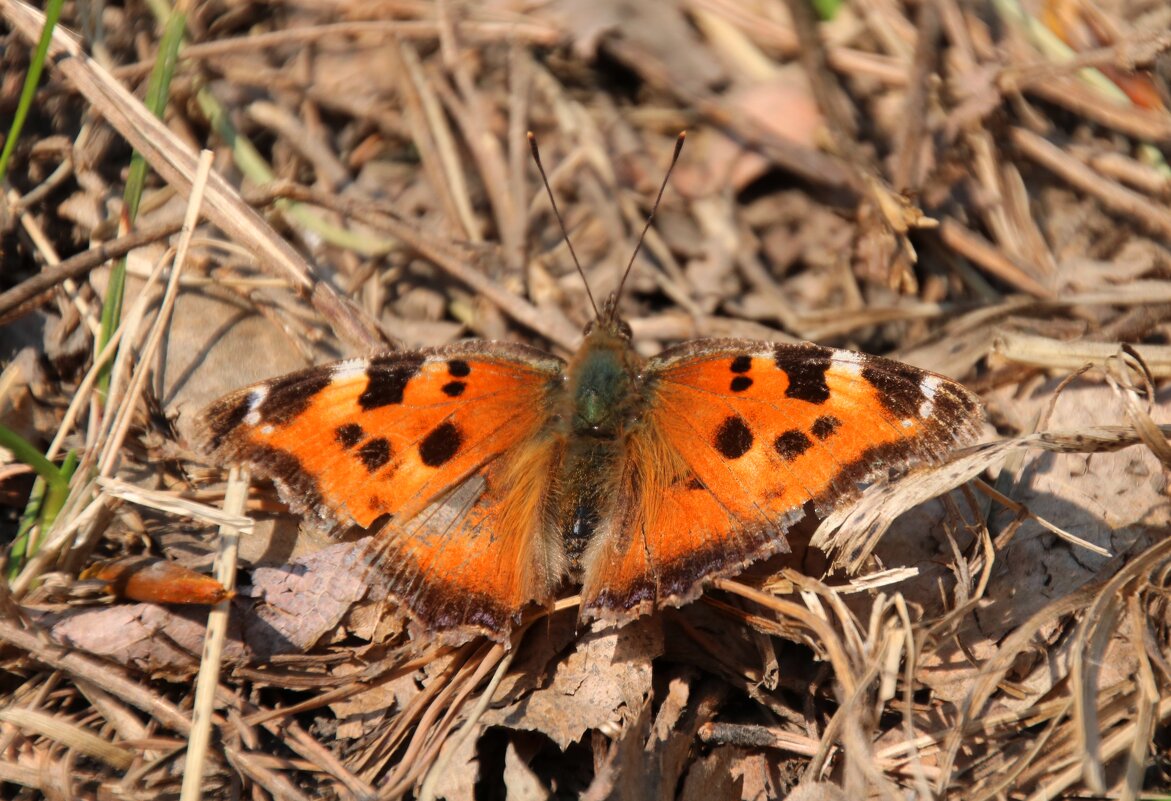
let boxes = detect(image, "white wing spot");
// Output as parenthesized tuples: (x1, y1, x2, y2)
(833, 350, 865, 376)
(244, 387, 268, 426)
(919, 375, 942, 418)
(901, 418, 914, 429)
(331, 358, 369, 382)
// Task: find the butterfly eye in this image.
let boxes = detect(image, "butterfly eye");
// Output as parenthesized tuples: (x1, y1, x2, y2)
(618, 320, 633, 340)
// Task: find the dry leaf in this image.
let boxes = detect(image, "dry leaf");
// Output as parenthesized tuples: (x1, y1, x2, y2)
(678, 746, 745, 801)
(244, 539, 371, 656)
(545, 0, 724, 91)
(980, 380, 1170, 637)
(484, 618, 662, 750)
(41, 603, 243, 679)
(503, 741, 551, 801)
(672, 74, 823, 198)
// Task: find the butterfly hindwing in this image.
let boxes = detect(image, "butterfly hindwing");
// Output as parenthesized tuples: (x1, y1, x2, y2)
(364, 435, 567, 637)
(580, 339, 982, 619)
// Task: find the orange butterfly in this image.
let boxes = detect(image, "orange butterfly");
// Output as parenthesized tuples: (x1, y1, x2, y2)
(198, 134, 982, 642)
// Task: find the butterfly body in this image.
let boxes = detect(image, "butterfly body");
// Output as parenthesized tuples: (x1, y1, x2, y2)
(199, 299, 982, 642)
(556, 316, 646, 573)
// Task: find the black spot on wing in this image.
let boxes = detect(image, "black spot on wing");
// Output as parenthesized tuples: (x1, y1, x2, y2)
(714, 415, 753, 459)
(206, 396, 252, 450)
(447, 359, 471, 377)
(442, 381, 466, 397)
(730, 376, 753, 392)
(253, 446, 324, 519)
(359, 354, 426, 409)
(335, 423, 364, 448)
(419, 421, 463, 467)
(357, 437, 392, 472)
(810, 415, 841, 440)
(774, 429, 813, 461)
(930, 384, 981, 427)
(259, 372, 331, 426)
(778, 348, 831, 404)
(862, 361, 926, 419)
(730, 355, 752, 373)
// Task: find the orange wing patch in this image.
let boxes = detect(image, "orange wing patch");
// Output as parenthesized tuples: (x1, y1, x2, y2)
(199, 343, 564, 527)
(364, 436, 567, 636)
(581, 339, 981, 618)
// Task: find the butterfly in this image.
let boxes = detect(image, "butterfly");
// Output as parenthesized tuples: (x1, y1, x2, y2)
(197, 133, 982, 643)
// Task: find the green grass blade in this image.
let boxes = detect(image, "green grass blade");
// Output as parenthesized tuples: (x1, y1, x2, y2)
(96, 8, 187, 398)
(41, 449, 79, 535)
(7, 449, 79, 580)
(0, 0, 65, 183)
(812, 0, 843, 20)
(123, 10, 185, 221)
(9, 475, 48, 581)
(0, 426, 66, 487)
(0, 427, 73, 580)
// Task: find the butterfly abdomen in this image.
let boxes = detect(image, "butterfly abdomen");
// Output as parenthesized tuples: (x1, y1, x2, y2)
(555, 438, 625, 578)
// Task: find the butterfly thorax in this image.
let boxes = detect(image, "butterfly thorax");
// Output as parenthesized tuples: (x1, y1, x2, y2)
(565, 321, 643, 436)
(556, 318, 646, 576)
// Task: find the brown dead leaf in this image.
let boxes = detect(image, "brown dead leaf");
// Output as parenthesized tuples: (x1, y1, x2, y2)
(308, 37, 399, 121)
(491, 611, 580, 703)
(919, 380, 1171, 704)
(678, 745, 744, 801)
(244, 539, 371, 657)
(0, 344, 50, 447)
(428, 723, 479, 801)
(784, 782, 849, 801)
(583, 667, 727, 800)
(483, 618, 662, 750)
(581, 690, 653, 801)
(545, 0, 724, 91)
(40, 603, 243, 680)
(503, 740, 552, 801)
(980, 380, 1170, 636)
(329, 664, 424, 741)
(672, 74, 823, 198)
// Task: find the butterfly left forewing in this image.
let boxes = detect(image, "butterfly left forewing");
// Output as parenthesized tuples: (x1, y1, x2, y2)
(581, 339, 982, 620)
(198, 343, 564, 527)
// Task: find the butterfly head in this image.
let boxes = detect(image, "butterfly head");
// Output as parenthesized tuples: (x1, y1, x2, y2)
(571, 297, 640, 436)
(584, 293, 633, 339)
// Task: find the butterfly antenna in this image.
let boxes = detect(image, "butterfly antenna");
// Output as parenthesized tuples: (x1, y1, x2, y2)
(528, 131, 600, 320)
(611, 131, 686, 321)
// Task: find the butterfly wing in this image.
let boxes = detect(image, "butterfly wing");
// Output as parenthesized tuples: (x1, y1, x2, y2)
(580, 339, 982, 619)
(198, 342, 568, 639)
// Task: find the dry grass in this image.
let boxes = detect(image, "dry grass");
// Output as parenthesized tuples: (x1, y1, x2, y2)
(2, 0, 1171, 798)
